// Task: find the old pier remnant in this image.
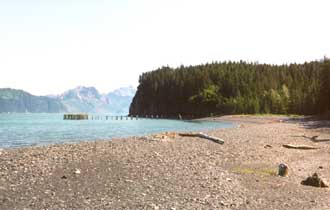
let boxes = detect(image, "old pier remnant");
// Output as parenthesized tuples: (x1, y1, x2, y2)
(63, 113, 89, 120)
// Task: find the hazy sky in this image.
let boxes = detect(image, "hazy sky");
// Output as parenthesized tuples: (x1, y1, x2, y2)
(1, 0, 329, 95)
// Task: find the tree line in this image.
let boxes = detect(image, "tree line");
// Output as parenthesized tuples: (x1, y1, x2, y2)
(129, 58, 330, 118)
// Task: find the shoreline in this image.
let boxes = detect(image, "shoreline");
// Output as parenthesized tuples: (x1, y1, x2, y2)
(1, 115, 330, 209)
(0, 117, 236, 151)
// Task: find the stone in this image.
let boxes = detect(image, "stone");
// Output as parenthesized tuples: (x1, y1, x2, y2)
(150, 204, 159, 210)
(74, 169, 81, 174)
(301, 173, 329, 188)
(278, 163, 289, 176)
(278, 163, 289, 177)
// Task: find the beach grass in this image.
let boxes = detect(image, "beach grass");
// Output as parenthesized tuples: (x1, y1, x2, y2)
(232, 167, 278, 176)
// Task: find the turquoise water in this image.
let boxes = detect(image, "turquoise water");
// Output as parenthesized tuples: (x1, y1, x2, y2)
(0, 113, 234, 148)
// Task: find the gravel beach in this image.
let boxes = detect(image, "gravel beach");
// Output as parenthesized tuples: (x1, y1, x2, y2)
(1, 116, 330, 210)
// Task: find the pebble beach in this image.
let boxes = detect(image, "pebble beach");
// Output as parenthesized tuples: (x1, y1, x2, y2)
(0, 115, 330, 210)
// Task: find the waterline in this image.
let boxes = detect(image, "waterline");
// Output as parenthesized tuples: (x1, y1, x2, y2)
(0, 113, 234, 148)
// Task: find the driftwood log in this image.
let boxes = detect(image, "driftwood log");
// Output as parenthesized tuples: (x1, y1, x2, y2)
(282, 144, 319, 150)
(179, 132, 224, 144)
(301, 135, 330, 143)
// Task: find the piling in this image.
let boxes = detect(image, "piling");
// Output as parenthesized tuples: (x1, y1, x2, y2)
(64, 113, 88, 120)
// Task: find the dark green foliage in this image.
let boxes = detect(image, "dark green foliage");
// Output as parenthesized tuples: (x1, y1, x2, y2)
(319, 58, 330, 115)
(129, 60, 329, 118)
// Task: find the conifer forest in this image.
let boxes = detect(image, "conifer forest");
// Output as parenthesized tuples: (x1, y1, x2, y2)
(130, 59, 330, 118)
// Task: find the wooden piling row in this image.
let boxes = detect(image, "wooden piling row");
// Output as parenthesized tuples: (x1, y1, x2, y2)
(86, 115, 140, 120)
(64, 114, 182, 121)
(63, 113, 88, 120)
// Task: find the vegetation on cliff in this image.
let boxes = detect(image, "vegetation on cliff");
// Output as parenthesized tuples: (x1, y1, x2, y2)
(130, 59, 330, 118)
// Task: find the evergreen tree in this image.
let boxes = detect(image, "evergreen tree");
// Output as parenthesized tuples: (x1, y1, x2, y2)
(130, 60, 328, 118)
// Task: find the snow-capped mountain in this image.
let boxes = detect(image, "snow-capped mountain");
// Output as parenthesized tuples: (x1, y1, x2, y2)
(111, 85, 136, 97)
(60, 86, 101, 101)
(0, 86, 136, 114)
(59, 86, 136, 114)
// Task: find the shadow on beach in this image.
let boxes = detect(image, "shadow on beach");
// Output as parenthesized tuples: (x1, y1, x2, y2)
(287, 116, 330, 137)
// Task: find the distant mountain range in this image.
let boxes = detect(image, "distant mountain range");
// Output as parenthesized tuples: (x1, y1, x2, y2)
(0, 86, 136, 114)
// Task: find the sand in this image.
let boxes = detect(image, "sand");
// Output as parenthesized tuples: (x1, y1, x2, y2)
(0, 115, 330, 210)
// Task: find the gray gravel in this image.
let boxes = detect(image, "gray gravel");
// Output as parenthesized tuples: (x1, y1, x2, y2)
(0, 116, 330, 209)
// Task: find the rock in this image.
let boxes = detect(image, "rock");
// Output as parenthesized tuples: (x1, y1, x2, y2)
(74, 169, 81, 174)
(150, 204, 159, 210)
(301, 173, 329, 188)
(264, 145, 272, 149)
(278, 163, 289, 177)
(61, 175, 67, 179)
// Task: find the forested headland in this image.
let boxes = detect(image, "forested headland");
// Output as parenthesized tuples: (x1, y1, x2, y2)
(129, 59, 330, 118)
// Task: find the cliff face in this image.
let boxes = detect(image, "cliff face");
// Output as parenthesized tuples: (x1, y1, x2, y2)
(0, 88, 66, 113)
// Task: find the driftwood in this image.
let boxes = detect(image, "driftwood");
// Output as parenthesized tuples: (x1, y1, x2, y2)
(179, 132, 224, 144)
(282, 144, 319, 150)
(295, 135, 330, 143)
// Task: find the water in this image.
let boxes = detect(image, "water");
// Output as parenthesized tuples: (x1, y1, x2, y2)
(0, 113, 234, 148)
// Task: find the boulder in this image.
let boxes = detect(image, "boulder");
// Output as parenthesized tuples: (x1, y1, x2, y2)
(301, 173, 328, 188)
(278, 163, 289, 177)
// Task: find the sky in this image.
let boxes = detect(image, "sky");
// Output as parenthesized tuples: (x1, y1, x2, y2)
(0, 0, 330, 95)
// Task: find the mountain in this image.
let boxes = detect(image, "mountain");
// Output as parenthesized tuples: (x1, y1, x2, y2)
(59, 86, 136, 114)
(60, 86, 101, 101)
(106, 86, 136, 114)
(111, 86, 136, 97)
(0, 86, 136, 114)
(0, 88, 66, 113)
(59, 86, 103, 113)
